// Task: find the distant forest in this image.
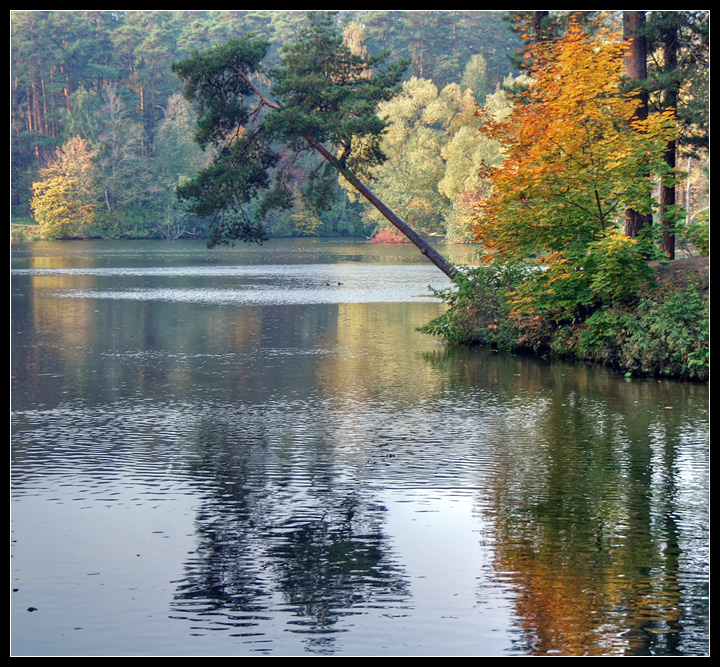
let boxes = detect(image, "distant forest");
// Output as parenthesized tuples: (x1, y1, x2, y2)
(10, 11, 708, 248)
(11, 10, 523, 240)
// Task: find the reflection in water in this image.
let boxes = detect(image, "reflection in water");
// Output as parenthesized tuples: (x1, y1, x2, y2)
(170, 413, 411, 655)
(432, 348, 709, 656)
(11, 240, 708, 656)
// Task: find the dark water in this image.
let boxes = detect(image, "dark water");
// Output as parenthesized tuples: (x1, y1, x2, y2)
(11, 239, 709, 656)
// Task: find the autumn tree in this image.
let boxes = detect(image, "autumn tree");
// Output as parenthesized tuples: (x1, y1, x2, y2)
(473, 16, 676, 317)
(505, 10, 709, 259)
(30, 135, 101, 238)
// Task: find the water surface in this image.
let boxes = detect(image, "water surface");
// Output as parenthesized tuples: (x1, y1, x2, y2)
(11, 239, 709, 656)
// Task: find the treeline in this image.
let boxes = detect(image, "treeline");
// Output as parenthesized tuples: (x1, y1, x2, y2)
(11, 9, 521, 241)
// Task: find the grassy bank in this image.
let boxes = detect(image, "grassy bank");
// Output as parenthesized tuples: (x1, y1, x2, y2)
(10, 218, 43, 243)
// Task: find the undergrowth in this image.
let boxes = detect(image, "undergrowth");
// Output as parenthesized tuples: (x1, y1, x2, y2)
(420, 261, 709, 382)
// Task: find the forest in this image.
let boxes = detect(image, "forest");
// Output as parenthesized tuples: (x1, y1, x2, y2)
(11, 10, 709, 248)
(11, 9, 524, 241)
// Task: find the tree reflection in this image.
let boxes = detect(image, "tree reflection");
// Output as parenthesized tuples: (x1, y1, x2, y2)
(169, 415, 410, 651)
(427, 346, 709, 656)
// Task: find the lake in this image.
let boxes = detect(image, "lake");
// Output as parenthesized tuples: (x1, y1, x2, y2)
(10, 238, 709, 656)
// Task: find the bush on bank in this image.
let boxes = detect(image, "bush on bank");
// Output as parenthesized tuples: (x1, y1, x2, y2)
(420, 258, 709, 382)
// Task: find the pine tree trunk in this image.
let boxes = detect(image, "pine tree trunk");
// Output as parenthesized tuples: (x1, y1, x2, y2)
(623, 11, 652, 239)
(309, 138, 458, 280)
(659, 17, 679, 259)
(660, 148, 676, 259)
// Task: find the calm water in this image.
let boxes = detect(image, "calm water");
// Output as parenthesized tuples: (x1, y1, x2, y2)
(11, 239, 709, 656)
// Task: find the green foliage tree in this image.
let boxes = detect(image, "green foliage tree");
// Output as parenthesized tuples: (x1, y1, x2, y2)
(460, 53, 489, 100)
(363, 75, 510, 243)
(110, 10, 180, 145)
(89, 85, 160, 236)
(362, 77, 452, 235)
(362, 76, 501, 241)
(150, 93, 210, 238)
(351, 10, 520, 90)
(437, 82, 510, 241)
(645, 10, 709, 258)
(30, 135, 101, 238)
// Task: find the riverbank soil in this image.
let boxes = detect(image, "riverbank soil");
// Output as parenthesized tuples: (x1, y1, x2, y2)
(651, 255, 709, 293)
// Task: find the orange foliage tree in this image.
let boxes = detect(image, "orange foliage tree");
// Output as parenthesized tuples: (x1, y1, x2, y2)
(472, 16, 677, 314)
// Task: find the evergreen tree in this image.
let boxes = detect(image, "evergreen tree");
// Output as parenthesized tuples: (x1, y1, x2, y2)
(646, 10, 709, 258)
(172, 11, 456, 277)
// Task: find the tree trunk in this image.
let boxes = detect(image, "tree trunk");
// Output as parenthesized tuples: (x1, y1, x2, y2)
(623, 10, 652, 239)
(659, 15, 679, 259)
(308, 138, 458, 279)
(660, 144, 676, 259)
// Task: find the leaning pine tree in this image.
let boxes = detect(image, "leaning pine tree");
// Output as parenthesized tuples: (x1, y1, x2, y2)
(171, 11, 457, 279)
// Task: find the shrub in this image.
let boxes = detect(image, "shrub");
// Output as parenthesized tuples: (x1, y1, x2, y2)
(420, 259, 709, 381)
(369, 225, 409, 243)
(618, 283, 709, 380)
(419, 261, 528, 349)
(585, 231, 656, 305)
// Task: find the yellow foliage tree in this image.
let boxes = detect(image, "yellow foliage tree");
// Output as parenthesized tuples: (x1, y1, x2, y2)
(473, 17, 677, 266)
(31, 136, 101, 239)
